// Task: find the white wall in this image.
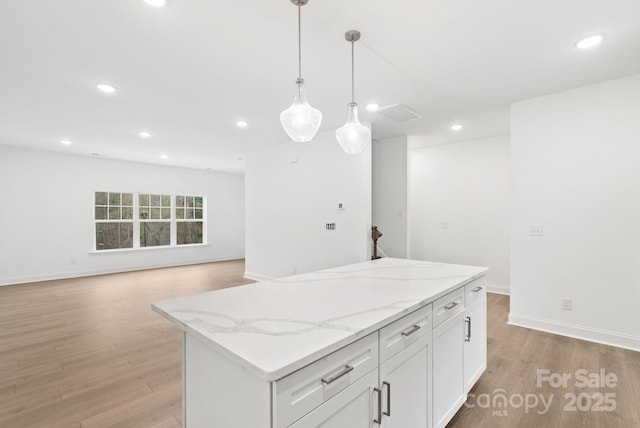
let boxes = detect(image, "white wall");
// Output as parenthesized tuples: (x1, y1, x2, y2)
(372, 136, 408, 258)
(0, 146, 245, 286)
(244, 129, 371, 280)
(510, 73, 640, 350)
(409, 135, 511, 293)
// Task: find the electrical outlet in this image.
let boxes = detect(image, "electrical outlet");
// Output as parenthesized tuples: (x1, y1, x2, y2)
(561, 298, 572, 311)
(529, 225, 544, 236)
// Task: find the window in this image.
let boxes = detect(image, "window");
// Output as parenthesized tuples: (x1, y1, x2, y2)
(176, 195, 204, 245)
(139, 193, 171, 247)
(94, 192, 134, 250)
(93, 192, 206, 251)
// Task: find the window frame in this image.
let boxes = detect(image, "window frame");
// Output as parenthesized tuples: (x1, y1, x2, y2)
(175, 195, 206, 246)
(92, 192, 207, 253)
(94, 191, 135, 251)
(138, 193, 173, 248)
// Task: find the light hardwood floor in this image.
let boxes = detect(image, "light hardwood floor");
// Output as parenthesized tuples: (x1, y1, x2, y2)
(0, 261, 638, 427)
(450, 293, 640, 428)
(0, 260, 252, 428)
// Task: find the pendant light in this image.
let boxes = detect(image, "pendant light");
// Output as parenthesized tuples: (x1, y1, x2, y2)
(280, 0, 322, 143)
(336, 30, 370, 155)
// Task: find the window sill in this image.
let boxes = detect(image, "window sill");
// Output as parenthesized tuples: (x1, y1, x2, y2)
(89, 243, 209, 255)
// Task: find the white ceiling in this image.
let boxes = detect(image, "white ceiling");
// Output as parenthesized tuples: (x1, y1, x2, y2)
(1, 0, 639, 173)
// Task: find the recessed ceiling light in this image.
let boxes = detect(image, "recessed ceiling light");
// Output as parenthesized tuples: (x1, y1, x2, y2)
(96, 83, 117, 94)
(366, 103, 380, 111)
(236, 120, 249, 128)
(450, 123, 463, 132)
(144, 0, 166, 6)
(576, 34, 605, 49)
(160, 154, 168, 159)
(138, 131, 152, 138)
(60, 139, 72, 146)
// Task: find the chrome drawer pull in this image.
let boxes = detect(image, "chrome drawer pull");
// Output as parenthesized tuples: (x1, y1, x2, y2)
(472, 286, 483, 293)
(444, 301, 458, 310)
(401, 324, 421, 337)
(465, 316, 471, 342)
(373, 387, 382, 424)
(383, 381, 391, 417)
(321, 365, 354, 385)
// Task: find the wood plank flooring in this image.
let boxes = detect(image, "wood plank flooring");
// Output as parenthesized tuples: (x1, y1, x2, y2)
(0, 260, 252, 428)
(449, 293, 640, 428)
(0, 261, 638, 427)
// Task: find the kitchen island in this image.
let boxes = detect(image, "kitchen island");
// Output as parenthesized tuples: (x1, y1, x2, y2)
(153, 258, 488, 428)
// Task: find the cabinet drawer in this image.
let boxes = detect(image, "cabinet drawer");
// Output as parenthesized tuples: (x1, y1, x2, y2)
(273, 332, 378, 428)
(433, 287, 464, 327)
(464, 277, 486, 308)
(379, 303, 432, 363)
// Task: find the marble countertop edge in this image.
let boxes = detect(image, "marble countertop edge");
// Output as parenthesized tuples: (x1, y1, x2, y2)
(151, 266, 487, 382)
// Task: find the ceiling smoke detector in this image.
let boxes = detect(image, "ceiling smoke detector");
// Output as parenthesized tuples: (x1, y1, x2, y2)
(375, 103, 422, 122)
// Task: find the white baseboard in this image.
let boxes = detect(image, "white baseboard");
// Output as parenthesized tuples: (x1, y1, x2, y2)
(243, 271, 275, 282)
(0, 256, 246, 287)
(508, 313, 640, 352)
(486, 284, 510, 295)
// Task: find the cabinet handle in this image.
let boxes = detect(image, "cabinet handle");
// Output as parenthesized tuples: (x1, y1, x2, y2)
(401, 324, 421, 337)
(444, 301, 458, 310)
(465, 316, 471, 342)
(321, 365, 354, 385)
(472, 286, 483, 293)
(383, 381, 391, 417)
(373, 387, 382, 425)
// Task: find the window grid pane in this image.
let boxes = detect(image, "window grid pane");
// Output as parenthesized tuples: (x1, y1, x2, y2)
(95, 222, 133, 250)
(95, 192, 107, 206)
(177, 222, 203, 245)
(140, 222, 171, 247)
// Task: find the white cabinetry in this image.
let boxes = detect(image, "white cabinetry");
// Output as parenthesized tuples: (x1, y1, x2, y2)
(175, 270, 487, 428)
(274, 333, 379, 428)
(278, 304, 433, 428)
(379, 336, 431, 428)
(183, 281, 486, 428)
(290, 370, 379, 428)
(432, 310, 467, 428)
(432, 277, 487, 428)
(379, 304, 432, 428)
(463, 281, 486, 393)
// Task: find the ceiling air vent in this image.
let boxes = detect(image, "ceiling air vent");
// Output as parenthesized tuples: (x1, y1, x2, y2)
(376, 103, 422, 122)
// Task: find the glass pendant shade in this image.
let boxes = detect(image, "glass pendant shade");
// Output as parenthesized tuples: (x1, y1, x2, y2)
(280, 82, 323, 143)
(336, 103, 370, 155)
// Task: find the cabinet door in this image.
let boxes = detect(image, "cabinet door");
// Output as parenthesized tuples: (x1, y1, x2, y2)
(432, 311, 466, 428)
(289, 369, 378, 428)
(463, 299, 486, 393)
(380, 333, 431, 428)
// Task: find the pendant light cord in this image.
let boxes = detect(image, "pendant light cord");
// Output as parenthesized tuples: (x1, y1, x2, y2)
(298, 4, 302, 81)
(351, 40, 355, 103)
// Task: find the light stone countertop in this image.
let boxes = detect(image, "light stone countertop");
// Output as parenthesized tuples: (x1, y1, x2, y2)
(152, 258, 488, 381)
